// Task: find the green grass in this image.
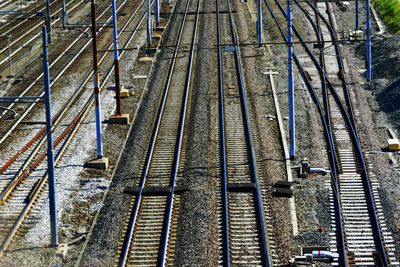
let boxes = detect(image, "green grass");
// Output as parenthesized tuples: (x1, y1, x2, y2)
(374, 0, 400, 33)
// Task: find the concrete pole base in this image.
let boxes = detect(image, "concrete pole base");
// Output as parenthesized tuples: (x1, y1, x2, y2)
(111, 85, 130, 98)
(120, 87, 130, 98)
(85, 157, 109, 170)
(152, 32, 162, 40)
(108, 113, 130, 125)
(139, 56, 155, 62)
(155, 25, 167, 31)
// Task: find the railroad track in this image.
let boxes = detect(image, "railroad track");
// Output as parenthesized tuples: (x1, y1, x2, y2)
(0, 0, 150, 253)
(265, 0, 399, 265)
(115, 0, 200, 266)
(0, 0, 14, 10)
(0, 0, 50, 32)
(216, 0, 276, 266)
(0, 0, 141, 144)
(0, 0, 87, 74)
(318, 2, 398, 265)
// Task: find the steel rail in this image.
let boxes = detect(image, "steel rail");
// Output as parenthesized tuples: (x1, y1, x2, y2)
(314, 1, 389, 264)
(117, 0, 190, 265)
(0, 0, 145, 174)
(216, 0, 230, 265)
(0, 0, 13, 10)
(0, 0, 69, 37)
(158, 0, 201, 265)
(0, 0, 135, 142)
(0, 0, 85, 68)
(0, 0, 147, 206)
(324, 2, 356, 126)
(300, 0, 356, 127)
(293, 0, 390, 264)
(267, 0, 390, 264)
(263, 0, 348, 265)
(224, 0, 271, 266)
(0, 0, 150, 252)
(0, 83, 91, 253)
(0, 0, 56, 32)
(25, 0, 150, 206)
(0, 6, 37, 33)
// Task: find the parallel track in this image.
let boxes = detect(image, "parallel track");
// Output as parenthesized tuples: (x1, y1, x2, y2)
(216, 0, 274, 266)
(0, 0, 86, 73)
(0, 0, 150, 253)
(0, 0, 138, 143)
(116, 0, 200, 265)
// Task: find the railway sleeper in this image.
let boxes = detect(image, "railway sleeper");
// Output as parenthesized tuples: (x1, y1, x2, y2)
(227, 182, 256, 192)
(123, 185, 188, 196)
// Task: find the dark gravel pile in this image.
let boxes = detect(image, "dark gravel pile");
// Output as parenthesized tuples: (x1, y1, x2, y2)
(355, 36, 400, 126)
(356, 36, 400, 80)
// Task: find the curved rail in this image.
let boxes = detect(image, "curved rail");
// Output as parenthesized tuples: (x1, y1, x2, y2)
(294, 1, 392, 264)
(263, 0, 348, 264)
(265, 0, 392, 264)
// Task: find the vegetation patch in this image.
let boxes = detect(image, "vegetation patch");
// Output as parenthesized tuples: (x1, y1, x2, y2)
(374, 0, 400, 33)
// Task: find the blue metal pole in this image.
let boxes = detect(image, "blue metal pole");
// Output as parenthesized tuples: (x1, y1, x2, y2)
(147, 0, 152, 46)
(91, 0, 104, 158)
(288, 0, 295, 159)
(355, 0, 359, 29)
(155, 0, 160, 26)
(111, 0, 122, 115)
(366, 0, 371, 81)
(257, 0, 263, 44)
(46, 0, 52, 43)
(62, 0, 68, 28)
(42, 26, 58, 247)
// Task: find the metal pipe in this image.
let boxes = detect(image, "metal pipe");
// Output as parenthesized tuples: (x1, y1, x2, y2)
(287, 0, 295, 159)
(257, 0, 263, 44)
(91, 0, 104, 158)
(366, 0, 371, 81)
(42, 25, 58, 247)
(147, 0, 152, 46)
(111, 0, 122, 115)
(0, 105, 16, 117)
